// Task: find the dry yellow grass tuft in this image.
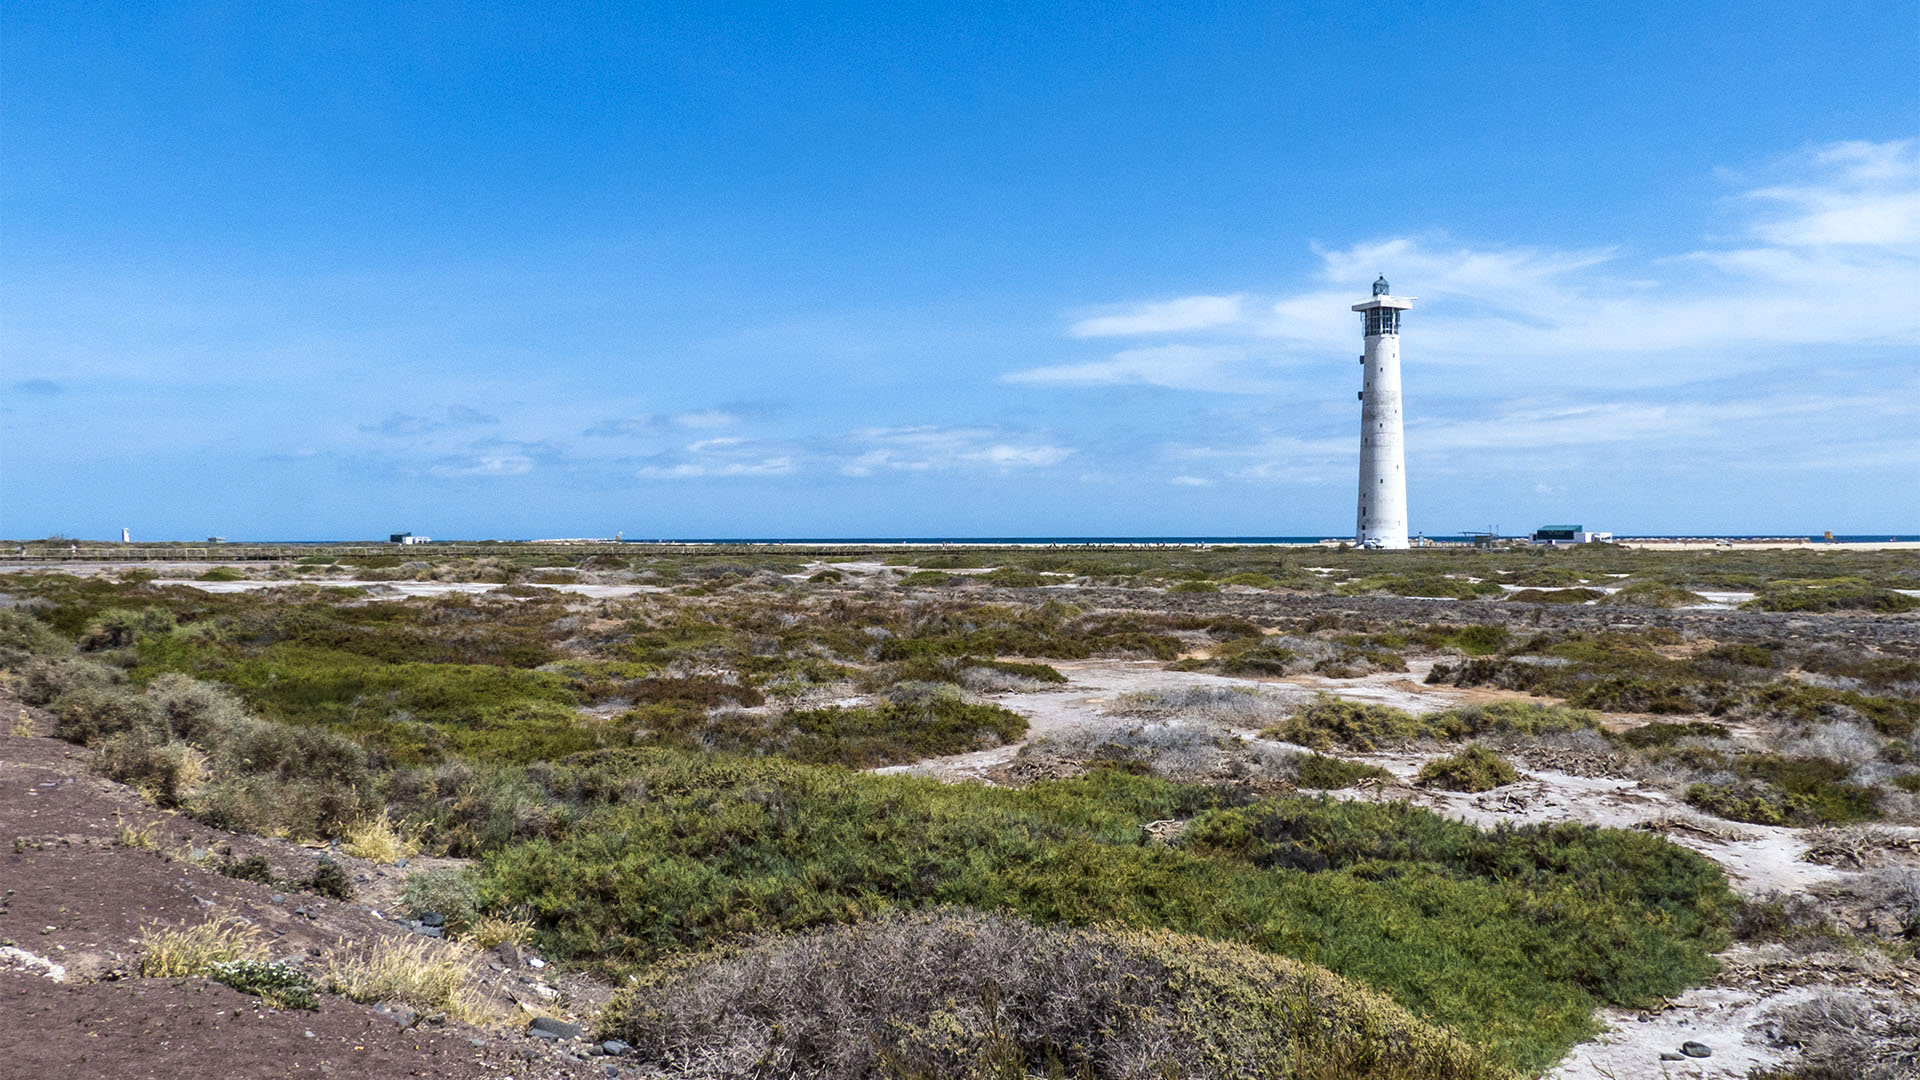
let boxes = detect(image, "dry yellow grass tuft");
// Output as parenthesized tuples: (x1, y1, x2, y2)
(138, 916, 268, 978)
(462, 914, 535, 950)
(340, 813, 420, 864)
(322, 936, 502, 1027)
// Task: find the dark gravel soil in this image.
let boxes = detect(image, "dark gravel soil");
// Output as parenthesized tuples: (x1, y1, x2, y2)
(0, 694, 625, 1080)
(0, 973, 523, 1080)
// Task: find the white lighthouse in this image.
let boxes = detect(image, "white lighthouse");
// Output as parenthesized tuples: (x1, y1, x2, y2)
(1353, 276, 1412, 549)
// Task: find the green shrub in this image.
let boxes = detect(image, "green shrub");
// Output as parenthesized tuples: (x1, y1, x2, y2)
(1416, 747, 1518, 793)
(1293, 753, 1392, 789)
(94, 729, 206, 807)
(52, 685, 162, 744)
(401, 867, 481, 932)
(1263, 697, 1596, 752)
(1616, 721, 1730, 749)
(18, 656, 120, 706)
(195, 567, 248, 582)
(482, 750, 1733, 1072)
(0, 610, 70, 667)
(1685, 755, 1881, 827)
(599, 909, 1506, 1080)
(302, 858, 354, 901)
(1262, 697, 1427, 751)
(1169, 580, 1220, 593)
(1747, 586, 1920, 613)
(1506, 588, 1604, 604)
(209, 958, 319, 1010)
(1339, 575, 1503, 600)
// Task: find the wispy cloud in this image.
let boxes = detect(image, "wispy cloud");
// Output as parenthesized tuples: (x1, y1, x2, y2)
(1069, 294, 1246, 337)
(360, 405, 498, 436)
(636, 434, 797, 479)
(1004, 344, 1257, 392)
(841, 426, 1073, 476)
(583, 409, 741, 437)
(429, 453, 533, 478)
(1031, 139, 1920, 396)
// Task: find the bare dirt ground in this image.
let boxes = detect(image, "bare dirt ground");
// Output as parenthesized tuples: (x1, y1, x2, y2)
(0, 692, 626, 1080)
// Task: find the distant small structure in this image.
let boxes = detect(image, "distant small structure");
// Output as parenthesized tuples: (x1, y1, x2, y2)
(390, 532, 431, 545)
(1531, 524, 1611, 546)
(207, 536, 226, 543)
(121, 528, 130, 544)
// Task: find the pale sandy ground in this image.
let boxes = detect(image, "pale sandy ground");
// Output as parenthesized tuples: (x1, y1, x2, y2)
(885, 658, 1912, 1078)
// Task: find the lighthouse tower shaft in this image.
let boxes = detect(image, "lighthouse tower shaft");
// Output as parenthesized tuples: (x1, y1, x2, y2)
(1353, 287, 1413, 549)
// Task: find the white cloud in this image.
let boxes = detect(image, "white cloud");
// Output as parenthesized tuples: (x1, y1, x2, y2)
(841, 426, 1073, 475)
(1004, 344, 1256, 392)
(429, 454, 533, 478)
(636, 455, 794, 479)
(1038, 139, 1920, 394)
(1069, 294, 1245, 337)
(671, 409, 739, 429)
(1169, 475, 1212, 487)
(1743, 139, 1920, 248)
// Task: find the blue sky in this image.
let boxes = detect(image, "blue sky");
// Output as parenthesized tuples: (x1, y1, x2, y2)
(3, 2, 1916, 540)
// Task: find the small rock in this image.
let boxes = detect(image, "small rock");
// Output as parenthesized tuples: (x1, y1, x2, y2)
(527, 956, 546, 969)
(585, 1044, 605, 1056)
(517, 1046, 539, 1060)
(1681, 1041, 1712, 1058)
(373, 1004, 418, 1028)
(602, 1040, 630, 1057)
(529, 1016, 584, 1040)
(492, 943, 521, 967)
(293, 907, 306, 917)
(414, 925, 443, 939)
(1660, 1052, 1685, 1061)
(395, 858, 407, 867)
(303, 1029, 317, 1039)
(419, 911, 446, 928)
(269, 894, 286, 905)
(468, 1038, 485, 1048)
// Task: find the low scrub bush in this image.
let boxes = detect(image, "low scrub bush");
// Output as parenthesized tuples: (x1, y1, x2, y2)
(1263, 696, 1597, 752)
(1685, 754, 1881, 827)
(1339, 575, 1503, 601)
(1261, 696, 1427, 751)
(1615, 721, 1730, 748)
(599, 909, 1506, 1080)
(1294, 753, 1392, 789)
(1110, 685, 1291, 726)
(93, 729, 208, 807)
(0, 610, 70, 667)
(1506, 588, 1604, 604)
(482, 750, 1733, 1071)
(302, 858, 355, 900)
(1416, 747, 1519, 793)
(401, 868, 483, 933)
(1748, 585, 1920, 613)
(208, 958, 319, 1010)
(1596, 583, 1706, 608)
